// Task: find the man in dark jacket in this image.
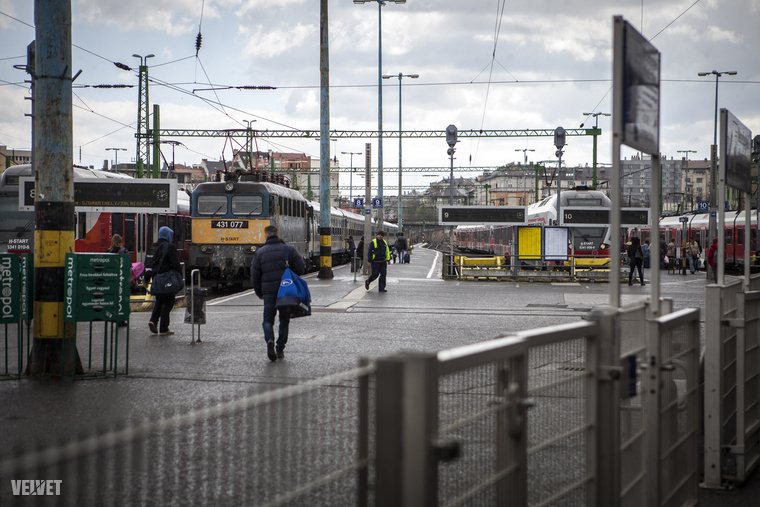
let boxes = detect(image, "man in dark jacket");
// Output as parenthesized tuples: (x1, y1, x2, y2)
(365, 231, 390, 292)
(251, 225, 306, 361)
(395, 233, 408, 263)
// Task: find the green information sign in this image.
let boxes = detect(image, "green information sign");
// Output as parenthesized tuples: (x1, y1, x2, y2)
(0, 254, 20, 323)
(64, 253, 131, 323)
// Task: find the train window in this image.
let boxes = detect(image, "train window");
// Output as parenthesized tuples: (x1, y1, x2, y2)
(78, 212, 86, 239)
(725, 228, 732, 245)
(231, 195, 263, 216)
(737, 228, 744, 246)
(197, 195, 228, 216)
(112, 213, 124, 239)
(185, 216, 192, 242)
(176, 217, 184, 244)
(752, 228, 757, 250)
(124, 214, 136, 252)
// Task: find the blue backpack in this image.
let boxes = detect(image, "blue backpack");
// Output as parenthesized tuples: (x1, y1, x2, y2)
(275, 245, 311, 318)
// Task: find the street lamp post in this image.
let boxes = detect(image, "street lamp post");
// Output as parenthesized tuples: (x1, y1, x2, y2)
(342, 150, 362, 210)
(516, 148, 535, 205)
(105, 147, 126, 172)
(383, 72, 418, 232)
(354, 0, 407, 228)
(698, 70, 737, 243)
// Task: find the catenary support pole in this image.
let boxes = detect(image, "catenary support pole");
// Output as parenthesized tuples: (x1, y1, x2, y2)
(318, 0, 333, 279)
(28, 0, 81, 376)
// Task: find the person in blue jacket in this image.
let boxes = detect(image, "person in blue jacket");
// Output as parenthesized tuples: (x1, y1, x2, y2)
(251, 225, 306, 361)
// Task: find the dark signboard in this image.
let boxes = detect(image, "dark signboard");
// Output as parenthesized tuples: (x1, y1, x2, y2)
(439, 206, 526, 225)
(20, 178, 177, 213)
(614, 16, 660, 156)
(721, 109, 752, 194)
(561, 207, 649, 227)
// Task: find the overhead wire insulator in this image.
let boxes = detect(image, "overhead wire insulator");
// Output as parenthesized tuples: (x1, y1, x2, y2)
(237, 85, 277, 90)
(114, 62, 132, 71)
(195, 33, 202, 56)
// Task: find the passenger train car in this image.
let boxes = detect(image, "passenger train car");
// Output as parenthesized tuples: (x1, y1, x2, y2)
(455, 188, 613, 267)
(633, 210, 760, 271)
(0, 164, 191, 262)
(189, 175, 397, 287)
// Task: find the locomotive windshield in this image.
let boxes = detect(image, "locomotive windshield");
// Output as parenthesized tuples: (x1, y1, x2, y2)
(566, 197, 603, 206)
(573, 226, 607, 250)
(197, 195, 228, 216)
(231, 195, 264, 216)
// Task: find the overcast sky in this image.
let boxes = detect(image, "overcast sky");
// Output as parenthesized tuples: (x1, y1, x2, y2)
(1, 0, 758, 193)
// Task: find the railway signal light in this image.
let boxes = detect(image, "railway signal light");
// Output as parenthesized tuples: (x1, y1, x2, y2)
(446, 125, 458, 148)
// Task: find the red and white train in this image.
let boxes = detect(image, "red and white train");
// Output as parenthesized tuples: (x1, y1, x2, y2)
(455, 188, 613, 266)
(631, 210, 760, 270)
(0, 164, 191, 263)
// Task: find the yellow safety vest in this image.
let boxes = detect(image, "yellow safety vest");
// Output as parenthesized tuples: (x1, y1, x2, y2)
(371, 238, 390, 262)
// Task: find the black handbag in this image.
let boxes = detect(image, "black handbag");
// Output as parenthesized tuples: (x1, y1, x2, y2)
(149, 243, 184, 295)
(150, 269, 184, 295)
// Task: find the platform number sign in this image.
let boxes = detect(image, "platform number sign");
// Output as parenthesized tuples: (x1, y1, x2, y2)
(372, 198, 383, 209)
(697, 201, 709, 212)
(353, 198, 365, 209)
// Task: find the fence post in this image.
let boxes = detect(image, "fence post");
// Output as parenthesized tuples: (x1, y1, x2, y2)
(645, 316, 663, 505)
(588, 308, 621, 507)
(703, 284, 724, 488)
(375, 352, 438, 507)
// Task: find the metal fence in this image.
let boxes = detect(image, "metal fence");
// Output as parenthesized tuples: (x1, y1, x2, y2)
(2, 303, 703, 506)
(704, 276, 760, 487)
(374, 303, 700, 506)
(0, 364, 375, 506)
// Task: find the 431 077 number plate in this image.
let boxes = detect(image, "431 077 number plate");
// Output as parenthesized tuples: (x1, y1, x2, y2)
(211, 220, 249, 229)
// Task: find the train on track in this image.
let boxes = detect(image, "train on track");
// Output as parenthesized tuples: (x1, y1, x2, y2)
(631, 210, 760, 271)
(0, 164, 191, 263)
(188, 175, 397, 287)
(1, 165, 397, 288)
(454, 188, 613, 267)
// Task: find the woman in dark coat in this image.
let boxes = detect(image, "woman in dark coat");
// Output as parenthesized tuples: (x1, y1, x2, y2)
(147, 226, 182, 335)
(627, 236, 645, 286)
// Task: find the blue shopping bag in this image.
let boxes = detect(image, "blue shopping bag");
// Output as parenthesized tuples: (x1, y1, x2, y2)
(275, 267, 312, 318)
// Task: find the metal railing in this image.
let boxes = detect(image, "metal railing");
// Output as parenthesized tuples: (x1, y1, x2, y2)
(0, 363, 376, 506)
(2, 303, 704, 506)
(704, 275, 760, 487)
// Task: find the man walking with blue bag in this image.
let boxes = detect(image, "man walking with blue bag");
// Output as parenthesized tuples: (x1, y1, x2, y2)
(251, 225, 306, 361)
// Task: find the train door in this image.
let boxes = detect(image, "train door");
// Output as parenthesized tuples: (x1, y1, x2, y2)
(123, 214, 136, 254)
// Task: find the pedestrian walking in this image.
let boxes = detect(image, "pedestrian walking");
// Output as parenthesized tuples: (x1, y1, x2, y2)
(627, 236, 645, 286)
(356, 236, 364, 262)
(642, 239, 650, 269)
(365, 230, 390, 292)
(147, 226, 182, 336)
(666, 239, 676, 269)
(687, 237, 701, 274)
(660, 236, 668, 269)
(395, 233, 408, 264)
(251, 225, 306, 361)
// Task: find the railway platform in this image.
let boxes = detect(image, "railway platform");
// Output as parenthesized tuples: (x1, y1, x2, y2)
(1, 245, 758, 505)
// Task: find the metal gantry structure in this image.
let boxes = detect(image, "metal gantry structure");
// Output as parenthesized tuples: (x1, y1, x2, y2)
(153, 128, 600, 139)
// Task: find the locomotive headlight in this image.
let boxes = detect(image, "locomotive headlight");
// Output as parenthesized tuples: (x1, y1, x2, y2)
(250, 246, 257, 253)
(200, 245, 215, 254)
(600, 243, 607, 250)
